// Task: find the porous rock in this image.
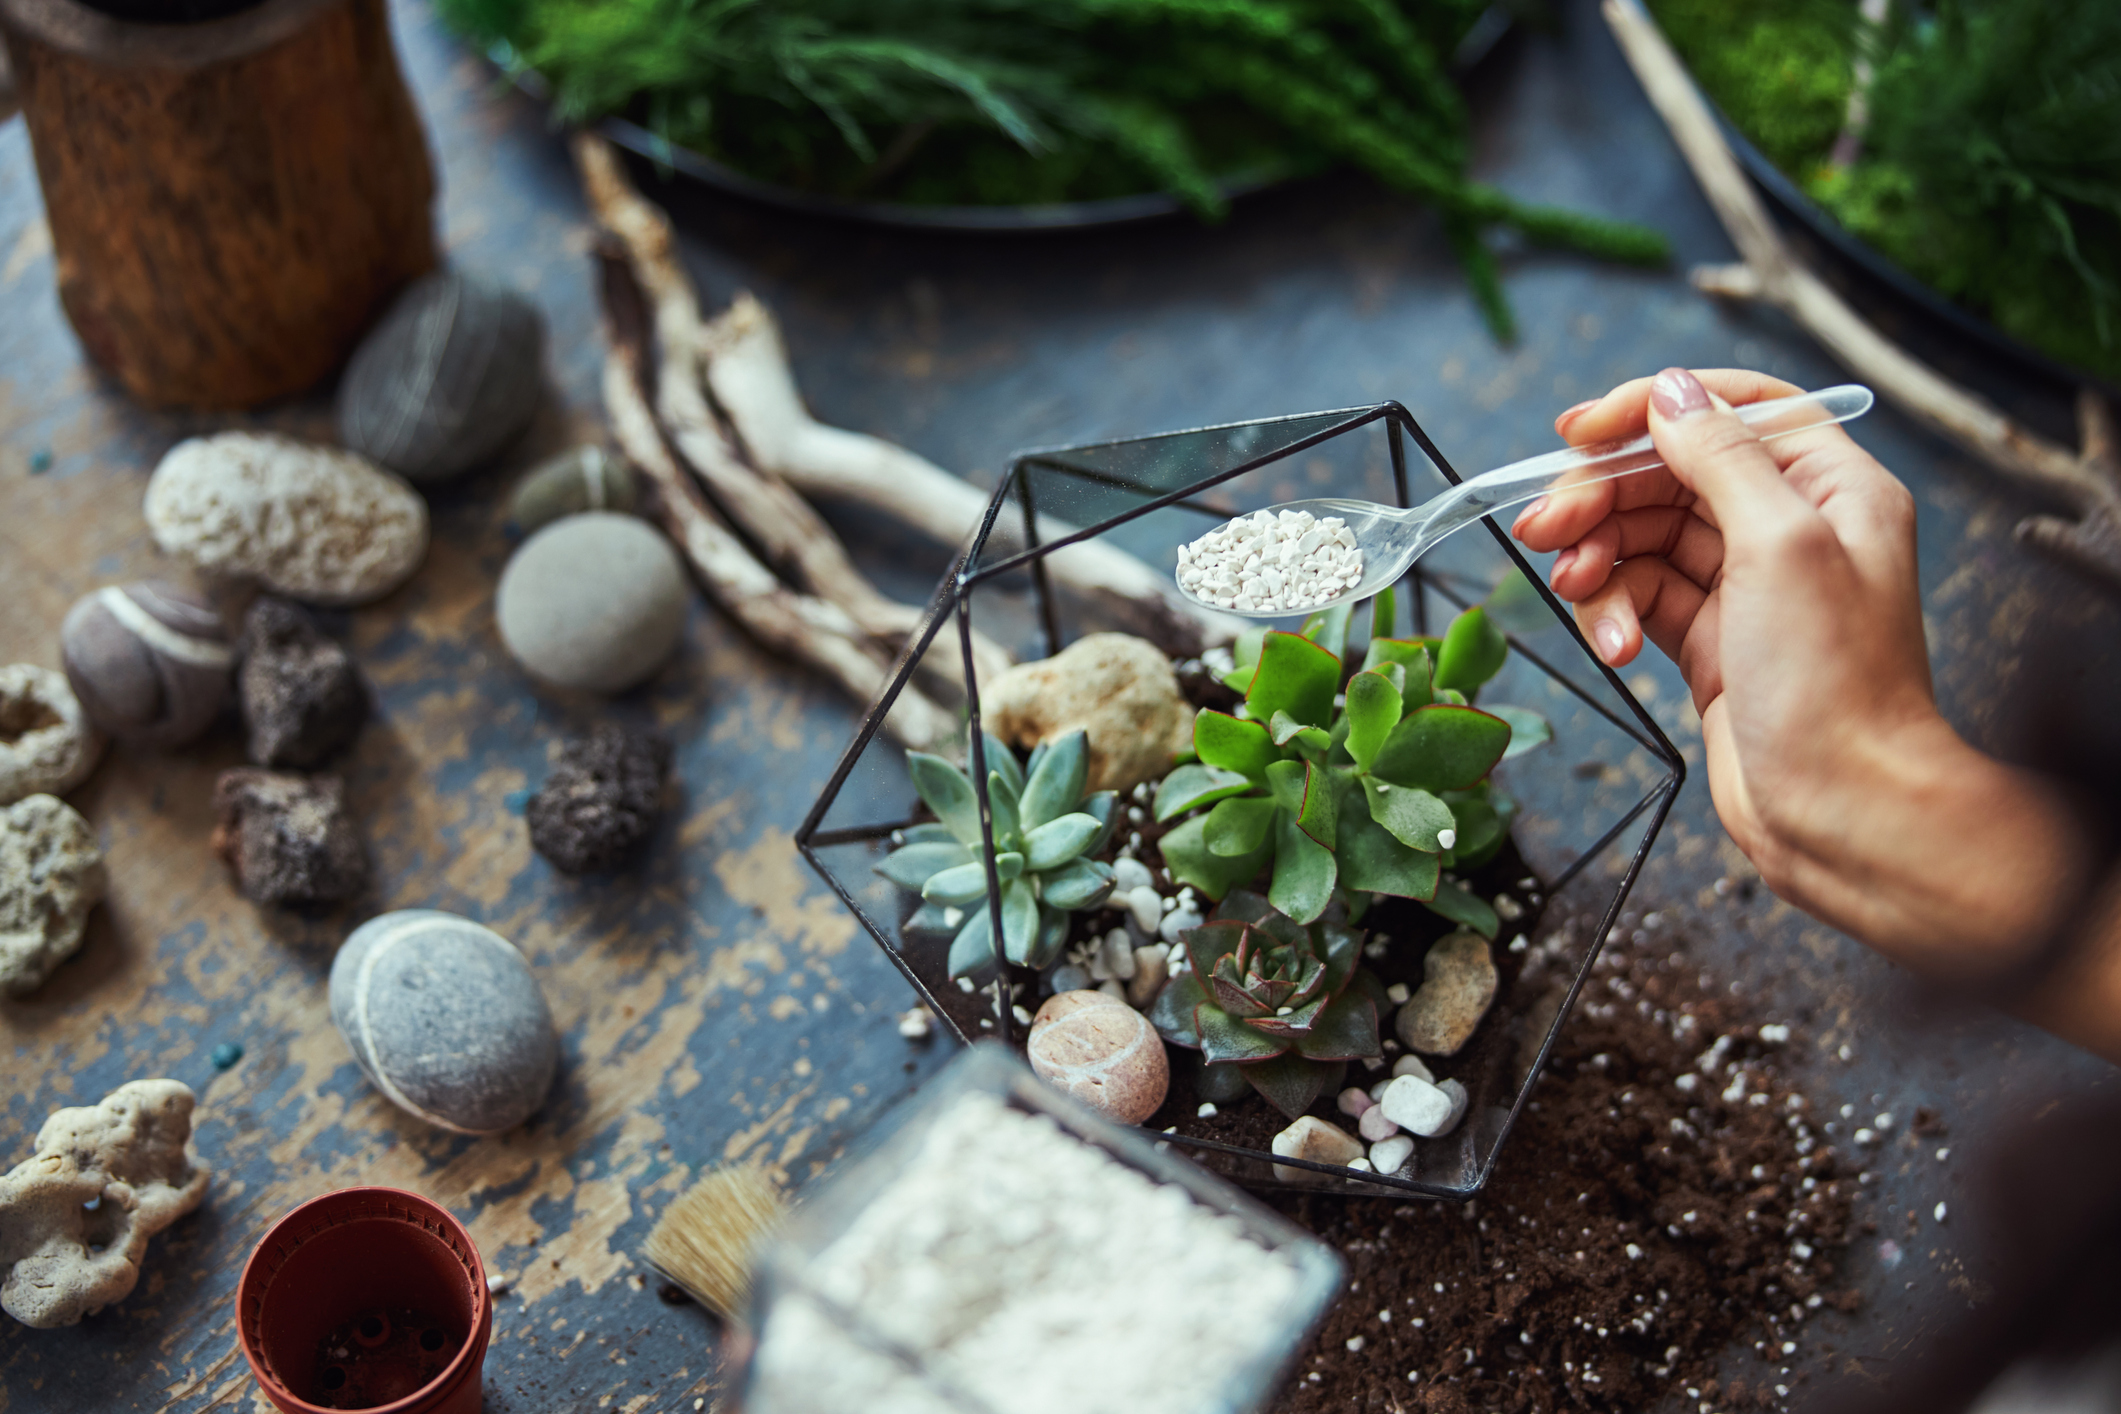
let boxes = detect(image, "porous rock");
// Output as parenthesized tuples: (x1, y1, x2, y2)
(329, 910, 559, 1134)
(509, 446, 638, 535)
(524, 724, 671, 873)
(1395, 930, 1498, 1057)
(60, 582, 233, 749)
(496, 513, 688, 693)
(983, 633, 1195, 793)
(238, 597, 368, 768)
(1026, 989, 1168, 1124)
(0, 666, 103, 806)
(144, 432, 428, 606)
(0, 795, 105, 996)
(1270, 1114, 1363, 1184)
(338, 270, 545, 484)
(211, 769, 367, 906)
(0, 1079, 209, 1328)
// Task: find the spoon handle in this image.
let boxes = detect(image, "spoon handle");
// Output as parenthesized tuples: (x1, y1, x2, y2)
(1419, 384, 1877, 542)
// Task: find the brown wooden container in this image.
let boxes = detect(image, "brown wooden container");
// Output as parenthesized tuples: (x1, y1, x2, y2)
(0, 0, 437, 409)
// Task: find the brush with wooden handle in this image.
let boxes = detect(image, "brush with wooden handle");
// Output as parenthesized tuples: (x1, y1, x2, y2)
(644, 1165, 788, 1325)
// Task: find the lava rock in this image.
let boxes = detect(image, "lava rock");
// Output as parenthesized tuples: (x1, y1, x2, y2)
(1270, 1115, 1363, 1184)
(984, 633, 1196, 794)
(328, 910, 559, 1134)
(1395, 931, 1498, 1057)
(496, 513, 687, 693)
(237, 598, 368, 768)
(144, 432, 428, 605)
(1026, 990, 1168, 1124)
(338, 270, 545, 484)
(0, 794, 106, 996)
(60, 582, 233, 749)
(0, 665, 104, 806)
(524, 725, 671, 873)
(509, 446, 638, 534)
(211, 769, 367, 906)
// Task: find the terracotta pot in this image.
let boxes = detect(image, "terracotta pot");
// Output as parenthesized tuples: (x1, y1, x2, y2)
(238, 1188, 492, 1414)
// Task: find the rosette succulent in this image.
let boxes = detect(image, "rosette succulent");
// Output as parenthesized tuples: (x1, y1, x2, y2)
(1149, 890, 1384, 1117)
(878, 729, 1118, 978)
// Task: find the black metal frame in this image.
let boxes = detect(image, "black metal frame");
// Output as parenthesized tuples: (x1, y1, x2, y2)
(796, 402, 1685, 1198)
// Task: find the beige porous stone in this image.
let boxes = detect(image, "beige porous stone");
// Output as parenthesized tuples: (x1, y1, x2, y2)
(1395, 931, 1498, 1057)
(1027, 989, 1169, 1124)
(983, 633, 1194, 794)
(1270, 1114, 1364, 1184)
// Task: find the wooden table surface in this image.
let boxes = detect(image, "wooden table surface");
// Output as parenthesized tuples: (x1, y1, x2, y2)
(2, 2, 2115, 1411)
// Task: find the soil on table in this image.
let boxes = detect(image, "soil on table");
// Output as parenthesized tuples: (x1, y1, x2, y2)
(311, 1306, 463, 1409)
(1267, 919, 1863, 1414)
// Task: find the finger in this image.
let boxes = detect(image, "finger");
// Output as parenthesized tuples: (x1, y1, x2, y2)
(1644, 367, 1823, 561)
(1549, 505, 1725, 601)
(1572, 556, 1708, 669)
(1555, 368, 1806, 445)
(1511, 465, 1698, 551)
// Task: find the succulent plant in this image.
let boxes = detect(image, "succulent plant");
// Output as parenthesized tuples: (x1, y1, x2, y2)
(1148, 890, 1385, 1117)
(1153, 589, 1549, 934)
(879, 729, 1118, 977)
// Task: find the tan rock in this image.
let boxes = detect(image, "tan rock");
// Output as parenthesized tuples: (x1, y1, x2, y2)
(1395, 931, 1498, 1057)
(1126, 943, 1168, 1009)
(1027, 989, 1169, 1124)
(0, 795, 106, 996)
(984, 633, 1194, 793)
(1270, 1114, 1364, 1184)
(0, 1079, 210, 1327)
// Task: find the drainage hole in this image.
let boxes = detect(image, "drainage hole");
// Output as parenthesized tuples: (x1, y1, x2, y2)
(321, 1368, 347, 1391)
(420, 1329, 445, 1352)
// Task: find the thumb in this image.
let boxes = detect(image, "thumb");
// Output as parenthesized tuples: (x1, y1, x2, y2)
(1646, 367, 1818, 557)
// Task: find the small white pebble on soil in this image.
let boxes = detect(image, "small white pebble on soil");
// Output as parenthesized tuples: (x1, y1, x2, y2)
(1758, 1023, 1790, 1043)
(1346, 1336, 1365, 1353)
(1937, 1147, 1951, 1161)
(1012, 1005, 1033, 1027)
(1934, 1202, 1948, 1223)
(487, 1273, 511, 1295)
(957, 977, 976, 994)
(1854, 1128, 1877, 1146)
(1437, 828, 1457, 850)
(898, 1006, 933, 1040)
(1197, 1103, 1218, 1118)
(1177, 509, 1363, 613)
(1874, 1112, 1895, 1130)
(1385, 982, 1410, 1005)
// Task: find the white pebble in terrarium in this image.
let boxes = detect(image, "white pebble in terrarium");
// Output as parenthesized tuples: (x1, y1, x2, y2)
(1176, 509, 1363, 613)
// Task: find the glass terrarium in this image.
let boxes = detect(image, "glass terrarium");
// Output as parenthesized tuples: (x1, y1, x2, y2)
(797, 403, 1683, 1199)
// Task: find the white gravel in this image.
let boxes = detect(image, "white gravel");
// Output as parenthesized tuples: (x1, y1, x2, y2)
(1176, 509, 1362, 613)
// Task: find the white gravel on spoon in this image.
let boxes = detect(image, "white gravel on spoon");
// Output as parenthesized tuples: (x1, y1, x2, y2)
(1176, 509, 1363, 613)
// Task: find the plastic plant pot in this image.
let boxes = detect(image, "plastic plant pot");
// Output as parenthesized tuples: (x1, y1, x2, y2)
(796, 402, 1684, 1200)
(238, 1188, 492, 1414)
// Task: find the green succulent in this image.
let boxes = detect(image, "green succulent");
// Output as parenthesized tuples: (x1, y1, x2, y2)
(879, 729, 1118, 977)
(1153, 588, 1549, 935)
(1148, 890, 1384, 1118)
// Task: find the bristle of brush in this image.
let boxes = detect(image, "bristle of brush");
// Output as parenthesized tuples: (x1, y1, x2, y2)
(644, 1165, 787, 1322)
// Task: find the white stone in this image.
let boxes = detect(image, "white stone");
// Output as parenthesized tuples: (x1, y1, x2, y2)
(1370, 1135, 1415, 1176)
(1126, 944, 1168, 1008)
(1111, 857, 1154, 893)
(1378, 1075, 1461, 1137)
(1391, 1054, 1435, 1083)
(1126, 885, 1163, 934)
(1158, 905, 1204, 944)
(1336, 1087, 1373, 1118)
(1270, 1115, 1364, 1183)
(1358, 1105, 1400, 1142)
(1385, 982, 1410, 1006)
(1097, 929, 1137, 981)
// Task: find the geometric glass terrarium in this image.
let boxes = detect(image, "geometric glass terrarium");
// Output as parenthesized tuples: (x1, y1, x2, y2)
(797, 402, 1683, 1199)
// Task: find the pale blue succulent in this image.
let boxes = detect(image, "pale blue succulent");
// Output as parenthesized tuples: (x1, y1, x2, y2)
(878, 729, 1118, 976)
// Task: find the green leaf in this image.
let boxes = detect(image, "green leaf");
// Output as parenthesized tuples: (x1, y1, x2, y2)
(1485, 704, 1553, 760)
(987, 769, 1021, 850)
(1364, 640, 1434, 708)
(1377, 660, 1406, 697)
(1369, 704, 1512, 792)
(1160, 815, 1273, 902)
(1194, 711, 1276, 781)
(980, 730, 1023, 800)
(1434, 605, 1507, 695)
(1268, 710, 1329, 755)
(1291, 989, 1381, 1061)
(1424, 879, 1500, 938)
(875, 841, 974, 890)
(1444, 792, 1504, 862)
(947, 904, 995, 977)
(1335, 778, 1441, 900)
(1244, 1050, 1334, 1119)
(921, 860, 994, 905)
(1360, 777, 1454, 851)
(1183, 918, 1249, 980)
(1246, 630, 1340, 730)
(1000, 878, 1040, 963)
(1028, 905, 1070, 970)
(1204, 795, 1278, 857)
(1301, 602, 1352, 661)
(1153, 763, 1253, 821)
(1342, 670, 1403, 771)
(1269, 807, 1336, 923)
(1483, 566, 1551, 637)
(1198, 1005, 1291, 1065)
(907, 751, 983, 848)
(898, 823, 959, 846)
(901, 901, 962, 937)
(1370, 585, 1396, 642)
(1221, 626, 1268, 693)
(1018, 729, 1088, 832)
(1082, 791, 1119, 854)
(1148, 970, 1209, 1047)
(1039, 857, 1114, 911)
(1022, 813, 1100, 870)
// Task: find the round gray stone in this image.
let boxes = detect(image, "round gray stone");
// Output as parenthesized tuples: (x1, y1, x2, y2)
(496, 513, 687, 694)
(61, 582, 233, 749)
(328, 909, 558, 1134)
(509, 446, 639, 536)
(337, 270, 545, 484)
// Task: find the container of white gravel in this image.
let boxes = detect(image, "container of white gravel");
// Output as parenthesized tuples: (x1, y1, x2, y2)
(740, 1043, 1345, 1414)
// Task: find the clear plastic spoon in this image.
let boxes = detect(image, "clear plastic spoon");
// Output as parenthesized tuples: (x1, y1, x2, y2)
(1174, 384, 1875, 616)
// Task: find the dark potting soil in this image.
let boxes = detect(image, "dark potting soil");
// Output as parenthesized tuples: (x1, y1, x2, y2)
(1266, 921, 1863, 1414)
(311, 1307, 462, 1410)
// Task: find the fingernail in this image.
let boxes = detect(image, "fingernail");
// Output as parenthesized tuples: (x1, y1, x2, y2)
(1555, 399, 1598, 427)
(1594, 619, 1626, 663)
(1552, 546, 1578, 576)
(1649, 367, 1710, 421)
(1510, 496, 1549, 536)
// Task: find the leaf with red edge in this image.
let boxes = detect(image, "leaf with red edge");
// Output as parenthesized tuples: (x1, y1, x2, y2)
(1184, 919, 1250, 982)
(1243, 1051, 1335, 1119)
(1246, 630, 1340, 730)
(1147, 971, 1208, 1046)
(1292, 989, 1381, 1061)
(1369, 704, 1511, 792)
(1198, 1004, 1291, 1065)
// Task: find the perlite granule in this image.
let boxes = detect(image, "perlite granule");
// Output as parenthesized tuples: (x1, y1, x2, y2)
(746, 1090, 1307, 1414)
(1177, 509, 1363, 614)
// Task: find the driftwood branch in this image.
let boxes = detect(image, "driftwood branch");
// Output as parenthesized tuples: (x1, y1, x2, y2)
(1602, 0, 2121, 589)
(573, 133, 1012, 691)
(595, 246, 955, 749)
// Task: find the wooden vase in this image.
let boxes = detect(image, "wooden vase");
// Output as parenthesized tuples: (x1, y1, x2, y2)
(0, 0, 437, 410)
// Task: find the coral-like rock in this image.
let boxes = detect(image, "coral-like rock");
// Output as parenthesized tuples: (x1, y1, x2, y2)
(0, 665, 104, 806)
(0, 1079, 209, 1328)
(238, 597, 368, 768)
(0, 795, 105, 996)
(525, 725, 671, 873)
(983, 633, 1194, 794)
(211, 769, 367, 905)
